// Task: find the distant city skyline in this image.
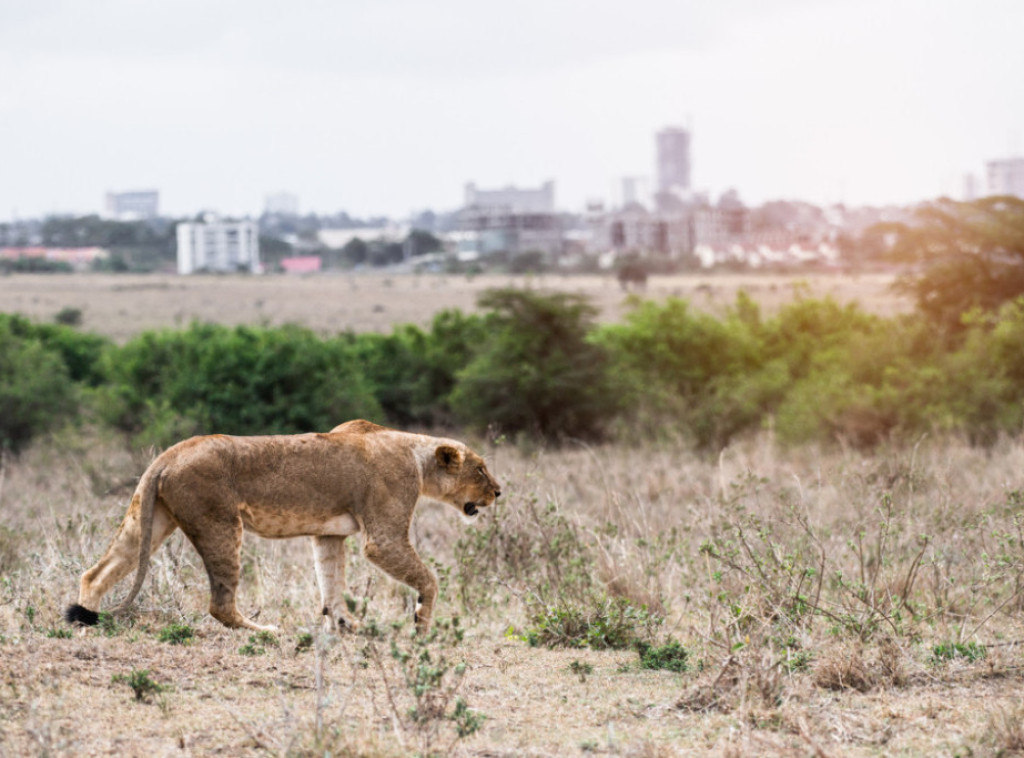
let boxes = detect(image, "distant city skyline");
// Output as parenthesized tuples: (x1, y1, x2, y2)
(2, 1, 1022, 221)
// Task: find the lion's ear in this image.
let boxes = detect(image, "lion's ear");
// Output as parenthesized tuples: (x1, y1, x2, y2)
(435, 445, 463, 473)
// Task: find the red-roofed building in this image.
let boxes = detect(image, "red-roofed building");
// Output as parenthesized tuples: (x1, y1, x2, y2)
(280, 255, 322, 274)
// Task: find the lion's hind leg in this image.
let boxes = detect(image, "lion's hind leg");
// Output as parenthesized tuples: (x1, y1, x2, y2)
(181, 514, 277, 633)
(68, 495, 177, 625)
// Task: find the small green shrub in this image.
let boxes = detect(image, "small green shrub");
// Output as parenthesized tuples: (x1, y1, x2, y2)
(525, 596, 659, 650)
(930, 641, 987, 664)
(450, 696, 485, 738)
(112, 669, 166, 703)
(361, 618, 484, 754)
(45, 628, 73, 639)
(239, 631, 276, 656)
(54, 307, 83, 327)
(568, 660, 594, 682)
(157, 623, 194, 645)
(252, 630, 279, 647)
(635, 639, 690, 672)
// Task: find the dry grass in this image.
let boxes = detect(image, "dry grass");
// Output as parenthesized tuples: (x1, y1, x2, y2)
(1, 272, 1017, 755)
(3, 428, 1024, 755)
(0, 270, 909, 342)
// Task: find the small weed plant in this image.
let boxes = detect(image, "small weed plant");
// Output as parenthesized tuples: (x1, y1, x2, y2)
(361, 616, 484, 756)
(112, 669, 167, 703)
(239, 631, 278, 656)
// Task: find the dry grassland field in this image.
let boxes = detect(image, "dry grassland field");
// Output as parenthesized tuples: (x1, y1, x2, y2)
(5, 272, 1024, 757)
(0, 271, 908, 341)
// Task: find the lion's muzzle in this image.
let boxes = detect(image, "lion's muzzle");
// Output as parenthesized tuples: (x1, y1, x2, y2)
(463, 502, 479, 516)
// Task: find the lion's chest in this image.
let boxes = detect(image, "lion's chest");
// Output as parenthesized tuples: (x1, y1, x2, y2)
(237, 503, 361, 539)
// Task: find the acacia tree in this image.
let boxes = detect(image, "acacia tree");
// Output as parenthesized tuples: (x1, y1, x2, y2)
(885, 196, 1024, 331)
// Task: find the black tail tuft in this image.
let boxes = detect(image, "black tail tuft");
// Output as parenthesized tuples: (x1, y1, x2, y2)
(65, 604, 99, 626)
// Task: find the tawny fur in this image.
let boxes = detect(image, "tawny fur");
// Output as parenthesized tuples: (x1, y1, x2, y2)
(67, 420, 500, 634)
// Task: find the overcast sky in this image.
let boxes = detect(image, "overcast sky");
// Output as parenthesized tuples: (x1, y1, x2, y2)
(1, 0, 1022, 221)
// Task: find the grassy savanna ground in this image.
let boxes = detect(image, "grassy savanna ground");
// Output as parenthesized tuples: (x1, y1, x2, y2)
(4, 430, 1024, 756)
(0, 271, 909, 341)
(3, 272, 1024, 756)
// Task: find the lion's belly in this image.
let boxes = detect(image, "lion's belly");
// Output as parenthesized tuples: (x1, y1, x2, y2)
(238, 503, 360, 539)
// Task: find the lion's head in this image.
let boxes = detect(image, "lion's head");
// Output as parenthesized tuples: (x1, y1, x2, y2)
(435, 445, 501, 517)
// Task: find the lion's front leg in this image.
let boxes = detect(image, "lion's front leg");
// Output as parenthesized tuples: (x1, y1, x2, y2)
(311, 536, 359, 633)
(363, 536, 438, 633)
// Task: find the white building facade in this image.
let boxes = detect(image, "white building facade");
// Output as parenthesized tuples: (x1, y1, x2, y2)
(105, 190, 159, 220)
(176, 218, 260, 274)
(987, 158, 1024, 199)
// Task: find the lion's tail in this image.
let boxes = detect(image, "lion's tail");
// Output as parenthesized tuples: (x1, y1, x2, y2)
(112, 465, 164, 615)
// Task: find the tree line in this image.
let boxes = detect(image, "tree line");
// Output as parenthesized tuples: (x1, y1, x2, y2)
(3, 195, 1024, 453)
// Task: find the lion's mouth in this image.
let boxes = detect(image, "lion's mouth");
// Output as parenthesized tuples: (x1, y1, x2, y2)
(463, 502, 479, 517)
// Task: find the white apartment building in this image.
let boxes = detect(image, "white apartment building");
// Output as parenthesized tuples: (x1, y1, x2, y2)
(176, 217, 260, 274)
(987, 157, 1024, 199)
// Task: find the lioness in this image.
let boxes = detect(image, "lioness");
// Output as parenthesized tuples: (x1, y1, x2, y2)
(65, 420, 500, 634)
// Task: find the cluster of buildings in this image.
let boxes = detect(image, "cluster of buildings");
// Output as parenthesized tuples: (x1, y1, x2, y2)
(444, 127, 841, 271)
(0, 246, 108, 271)
(5, 129, 1023, 276)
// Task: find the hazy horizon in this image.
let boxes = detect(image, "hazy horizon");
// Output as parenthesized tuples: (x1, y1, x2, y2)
(2, 0, 1022, 221)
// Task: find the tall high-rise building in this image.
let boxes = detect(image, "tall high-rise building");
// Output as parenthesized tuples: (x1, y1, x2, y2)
(656, 127, 691, 195)
(987, 157, 1024, 199)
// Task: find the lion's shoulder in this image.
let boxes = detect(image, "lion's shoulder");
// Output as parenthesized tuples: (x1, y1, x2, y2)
(329, 419, 389, 436)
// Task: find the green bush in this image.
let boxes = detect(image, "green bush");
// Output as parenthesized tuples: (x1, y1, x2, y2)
(97, 322, 382, 446)
(524, 595, 659, 650)
(450, 288, 615, 441)
(0, 318, 78, 452)
(635, 639, 691, 672)
(157, 623, 194, 645)
(597, 294, 770, 447)
(0, 313, 109, 386)
(352, 309, 485, 427)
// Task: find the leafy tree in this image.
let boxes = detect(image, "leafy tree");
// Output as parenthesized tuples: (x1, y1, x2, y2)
(450, 289, 614, 441)
(886, 196, 1024, 331)
(405, 229, 443, 257)
(341, 237, 368, 267)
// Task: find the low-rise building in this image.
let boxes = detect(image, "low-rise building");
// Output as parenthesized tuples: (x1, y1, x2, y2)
(0, 246, 108, 271)
(456, 180, 563, 262)
(176, 217, 260, 274)
(987, 157, 1024, 199)
(105, 190, 159, 220)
